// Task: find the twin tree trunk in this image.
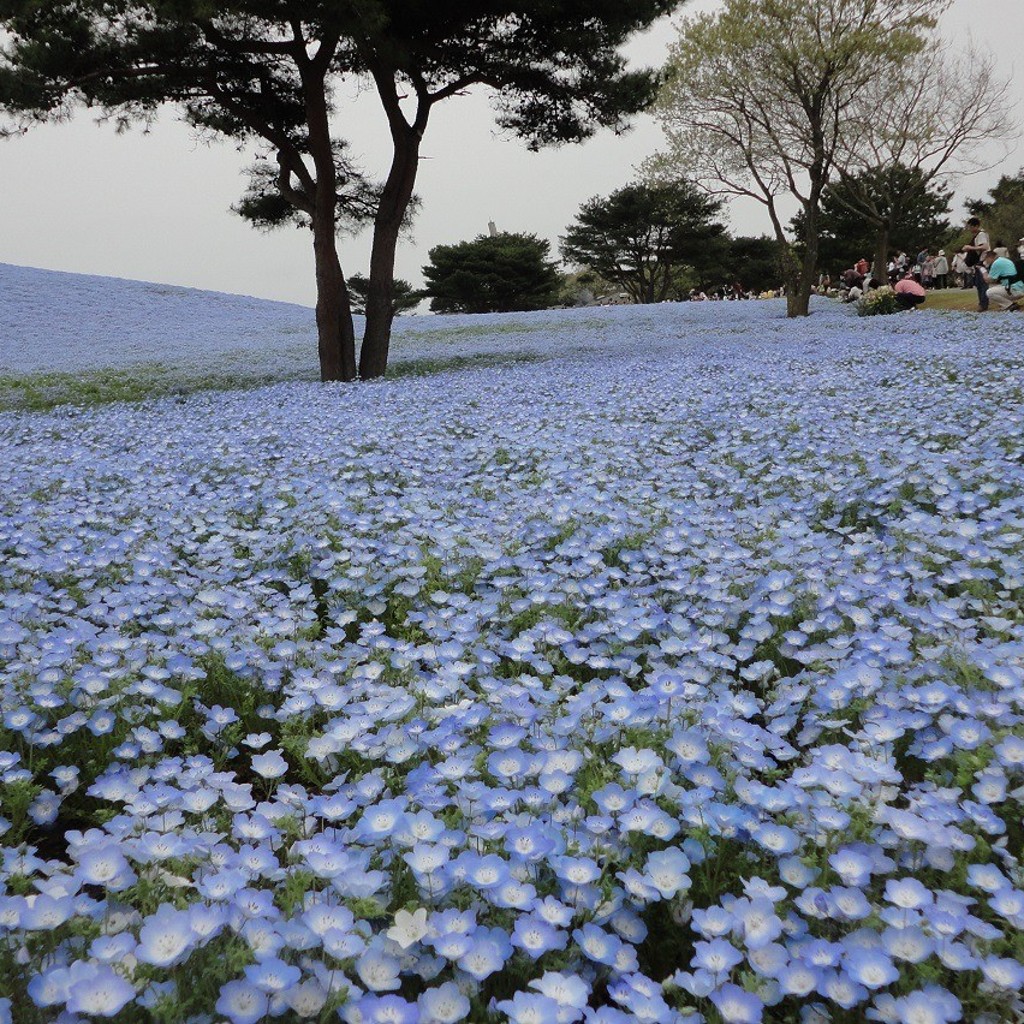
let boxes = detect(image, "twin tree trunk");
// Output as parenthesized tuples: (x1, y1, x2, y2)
(306, 116, 421, 382)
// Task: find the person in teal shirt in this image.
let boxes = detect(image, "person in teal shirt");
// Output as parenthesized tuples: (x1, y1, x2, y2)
(982, 251, 1023, 311)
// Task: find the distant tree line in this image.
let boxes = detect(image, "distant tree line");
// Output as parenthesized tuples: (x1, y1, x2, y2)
(418, 179, 804, 315)
(419, 163, 1024, 314)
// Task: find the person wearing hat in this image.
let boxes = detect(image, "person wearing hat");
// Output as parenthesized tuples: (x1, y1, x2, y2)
(933, 249, 949, 289)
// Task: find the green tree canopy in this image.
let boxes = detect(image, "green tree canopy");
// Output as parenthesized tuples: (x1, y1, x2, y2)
(967, 170, 1024, 252)
(560, 180, 726, 304)
(726, 237, 785, 294)
(422, 233, 561, 314)
(792, 166, 953, 275)
(346, 275, 421, 317)
(0, 0, 680, 381)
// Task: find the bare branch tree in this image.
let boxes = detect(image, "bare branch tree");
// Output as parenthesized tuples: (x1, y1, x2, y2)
(832, 41, 1015, 277)
(649, 0, 951, 316)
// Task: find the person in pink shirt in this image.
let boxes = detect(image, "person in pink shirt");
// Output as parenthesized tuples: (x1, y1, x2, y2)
(894, 273, 926, 311)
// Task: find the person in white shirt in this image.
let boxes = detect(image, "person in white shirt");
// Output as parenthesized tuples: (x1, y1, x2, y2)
(965, 217, 991, 310)
(951, 250, 968, 288)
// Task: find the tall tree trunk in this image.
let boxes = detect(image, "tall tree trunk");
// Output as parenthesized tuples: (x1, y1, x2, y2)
(302, 59, 356, 382)
(779, 245, 804, 317)
(311, 212, 357, 382)
(786, 283, 808, 317)
(873, 225, 890, 285)
(764, 197, 806, 316)
(788, 198, 820, 317)
(360, 128, 421, 380)
(787, 141, 828, 318)
(789, 247, 816, 317)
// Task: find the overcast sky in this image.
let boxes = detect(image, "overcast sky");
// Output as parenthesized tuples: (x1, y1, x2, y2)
(0, 0, 1020, 307)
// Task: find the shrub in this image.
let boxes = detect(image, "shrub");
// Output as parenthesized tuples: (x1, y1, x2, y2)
(858, 285, 899, 316)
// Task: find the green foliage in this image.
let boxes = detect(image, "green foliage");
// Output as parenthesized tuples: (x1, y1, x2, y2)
(347, 273, 422, 317)
(857, 285, 899, 316)
(792, 165, 953, 273)
(422, 232, 562, 314)
(232, 144, 380, 235)
(560, 180, 726, 304)
(0, 778, 42, 846)
(726, 236, 785, 293)
(557, 268, 613, 307)
(966, 168, 1024, 252)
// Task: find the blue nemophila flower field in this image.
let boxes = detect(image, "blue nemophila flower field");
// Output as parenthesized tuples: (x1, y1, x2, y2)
(1, 298, 1023, 1024)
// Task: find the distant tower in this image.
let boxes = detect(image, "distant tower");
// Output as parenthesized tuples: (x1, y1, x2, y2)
(488, 221, 498, 237)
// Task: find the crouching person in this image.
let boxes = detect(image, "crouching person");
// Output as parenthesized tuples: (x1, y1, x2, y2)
(982, 250, 1024, 311)
(894, 273, 926, 311)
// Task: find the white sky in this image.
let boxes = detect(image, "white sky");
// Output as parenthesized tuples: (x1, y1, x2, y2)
(0, 0, 1020, 306)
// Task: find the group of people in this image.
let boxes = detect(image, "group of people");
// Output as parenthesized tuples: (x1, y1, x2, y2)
(686, 283, 764, 301)
(836, 217, 1024, 312)
(962, 217, 1024, 312)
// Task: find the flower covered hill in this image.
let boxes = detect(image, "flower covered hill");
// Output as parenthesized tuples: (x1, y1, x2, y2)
(0, 262, 631, 409)
(0, 263, 320, 377)
(2, 300, 1024, 1024)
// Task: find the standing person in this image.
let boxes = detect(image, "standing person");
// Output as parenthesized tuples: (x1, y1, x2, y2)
(953, 248, 973, 288)
(950, 250, 965, 287)
(933, 249, 949, 289)
(854, 256, 870, 278)
(964, 216, 991, 311)
(922, 254, 935, 289)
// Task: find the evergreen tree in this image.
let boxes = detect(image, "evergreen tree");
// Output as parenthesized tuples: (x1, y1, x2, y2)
(422, 233, 561, 314)
(346, 275, 421, 317)
(727, 237, 785, 294)
(560, 181, 726, 304)
(792, 167, 952, 275)
(966, 170, 1024, 253)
